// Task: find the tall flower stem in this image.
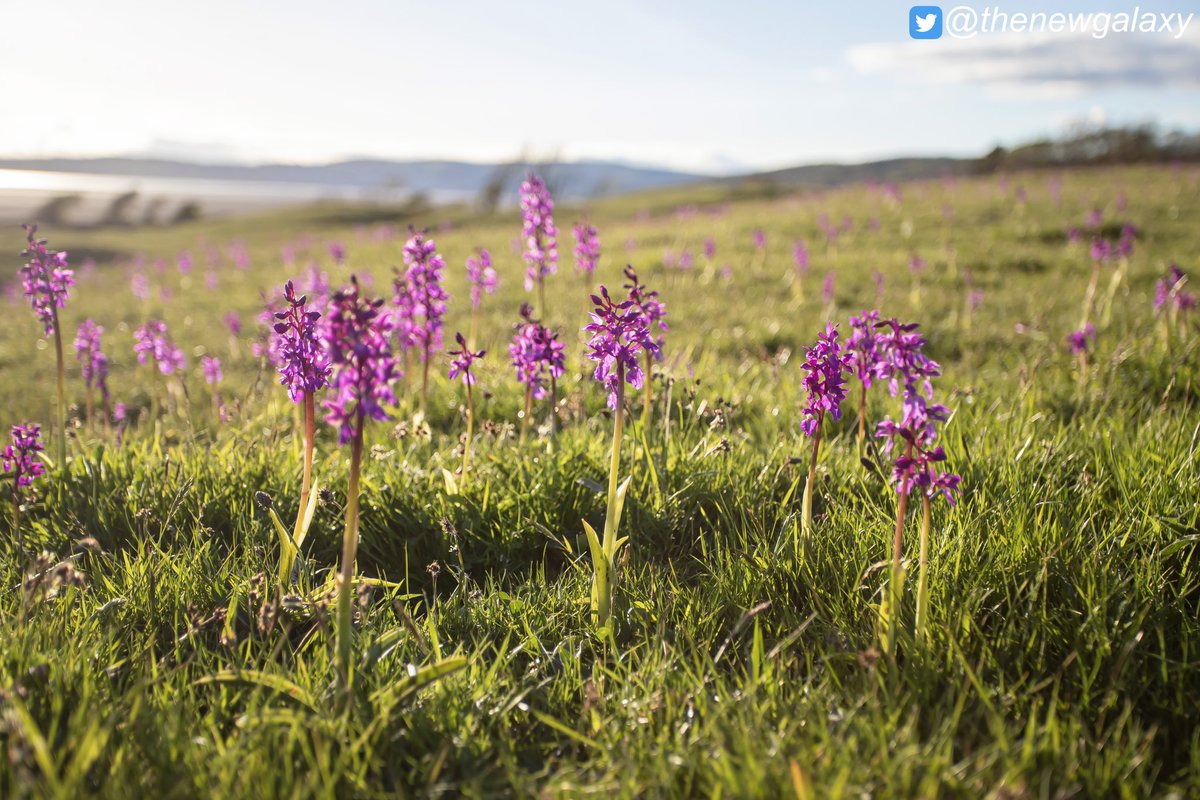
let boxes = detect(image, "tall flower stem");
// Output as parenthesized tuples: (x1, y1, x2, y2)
(641, 350, 654, 430)
(914, 494, 932, 642)
(336, 418, 364, 690)
(549, 375, 558, 439)
(151, 368, 161, 425)
(10, 483, 19, 550)
(293, 391, 316, 541)
(800, 414, 823, 538)
(857, 383, 867, 451)
(462, 381, 474, 486)
(521, 386, 533, 441)
(537, 280, 547, 323)
(421, 346, 431, 414)
(885, 441, 914, 653)
(605, 370, 626, 542)
(50, 308, 66, 466)
(594, 365, 626, 630)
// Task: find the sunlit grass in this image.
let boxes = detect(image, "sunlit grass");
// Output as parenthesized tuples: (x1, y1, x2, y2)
(0, 164, 1198, 796)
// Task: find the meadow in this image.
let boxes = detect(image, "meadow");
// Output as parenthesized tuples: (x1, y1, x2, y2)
(0, 164, 1198, 798)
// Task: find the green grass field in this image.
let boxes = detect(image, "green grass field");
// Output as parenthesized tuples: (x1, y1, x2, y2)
(1, 164, 1198, 798)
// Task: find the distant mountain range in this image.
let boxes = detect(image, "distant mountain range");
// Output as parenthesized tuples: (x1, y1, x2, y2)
(0, 157, 706, 202)
(0, 154, 981, 202)
(729, 157, 971, 189)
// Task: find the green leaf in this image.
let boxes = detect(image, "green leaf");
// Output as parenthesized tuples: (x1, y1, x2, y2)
(530, 709, 600, 750)
(293, 479, 320, 550)
(269, 507, 298, 586)
(582, 519, 605, 570)
(442, 467, 459, 495)
(370, 655, 468, 712)
(194, 670, 318, 713)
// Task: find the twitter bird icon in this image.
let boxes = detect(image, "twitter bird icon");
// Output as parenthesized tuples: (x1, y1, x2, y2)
(909, 6, 943, 38)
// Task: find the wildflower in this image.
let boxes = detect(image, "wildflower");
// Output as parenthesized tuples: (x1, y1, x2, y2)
(328, 241, 346, 265)
(177, 251, 192, 275)
(624, 266, 667, 354)
(230, 241, 250, 270)
(466, 249, 497, 310)
(584, 285, 658, 410)
(389, 274, 417, 354)
(703, 239, 716, 260)
(798, 323, 849, 536)
(224, 312, 242, 336)
(448, 332, 485, 386)
(74, 320, 109, 403)
(1116, 224, 1137, 259)
(403, 231, 449, 410)
(323, 277, 398, 446)
(202, 356, 223, 385)
(20, 224, 73, 463)
(19, 224, 74, 335)
(814, 272, 832, 307)
(270, 283, 328, 585)
(873, 318, 941, 399)
(1067, 323, 1097, 356)
(273, 280, 330, 402)
(676, 248, 694, 271)
(753, 228, 766, 250)
(874, 358, 958, 647)
(581, 284, 655, 633)
(510, 304, 566, 437)
(3, 424, 45, 489)
(1155, 264, 1195, 313)
(623, 267, 668, 425)
(323, 276, 398, 686)
(845, 310, 884, 444)
(4, 423, 45, 541)
(793, 241, 809, 276)
(133, 320, 185, 375)
(447, 332, 485, 486)
(573, 222, 601, 276)
(520, 173, 558, 312)
(130, 271, 150, 301)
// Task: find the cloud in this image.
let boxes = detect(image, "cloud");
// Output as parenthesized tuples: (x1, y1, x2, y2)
(848, 31, 1200, 94)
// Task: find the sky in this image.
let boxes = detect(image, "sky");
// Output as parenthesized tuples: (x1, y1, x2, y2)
(0, 0, 1197, 174)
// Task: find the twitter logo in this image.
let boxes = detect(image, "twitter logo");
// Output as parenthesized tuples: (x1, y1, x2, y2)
(909, 5, 943, 38)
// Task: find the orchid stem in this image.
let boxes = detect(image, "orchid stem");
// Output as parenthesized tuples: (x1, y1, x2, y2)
(641, 350, 653, 430)
(800, 416, 822, 539)
(521, 386, 533, 442)
(914, 495, 932, 642)
(336, 419, 364, 693)
(857, 382, 867, 452)
(291, 391, 316, 554)
(50, 308, 66, 466)
(883, 440, 914, 655)
(421, 347, 430, 414)
(594, 365, 626, 631)
(462, 381, 474, 486)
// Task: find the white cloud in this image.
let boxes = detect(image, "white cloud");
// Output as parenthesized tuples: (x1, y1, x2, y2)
(848, 31, 1200, 95)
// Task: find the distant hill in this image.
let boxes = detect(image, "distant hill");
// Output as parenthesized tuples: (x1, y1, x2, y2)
(0, 157, 706, 202)
(725, 157, 972, 190)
